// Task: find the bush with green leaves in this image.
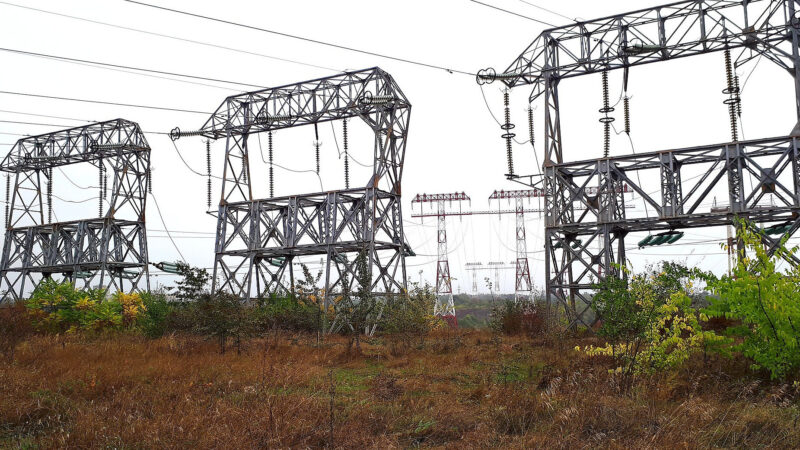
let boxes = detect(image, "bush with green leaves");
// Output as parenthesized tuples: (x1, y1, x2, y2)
(25, 279, 147, 334)
(700, 221, 800, 380)
(194, 292, 254, 354)
(489, 299, 546, 336)
(582, 263, 725, 381)
(139, 292, 171, 338)
(380, 283, 440, 338)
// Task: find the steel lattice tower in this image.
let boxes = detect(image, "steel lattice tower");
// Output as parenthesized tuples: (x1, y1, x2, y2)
(465, 262, 482, 294)
(0, 119, 151, 301)
(480, 0, 800, 329)
(171, 68, 411, 324)
(489, 189, 538, 303)
(411, 192, 469, 327)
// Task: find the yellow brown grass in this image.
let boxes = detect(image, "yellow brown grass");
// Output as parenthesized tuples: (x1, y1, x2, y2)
(1, 330, 798, 448)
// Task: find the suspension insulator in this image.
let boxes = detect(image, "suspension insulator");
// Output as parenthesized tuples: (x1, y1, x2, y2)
(206, 140, 211, 208)
(527, 107, 535, 149)
(242, 154, 248, 184)
(343, 119, 350, 189)
(47, 168, 53, 224)
(623, 96, 631, 135)
(4, 175, 9, 228)
(598, 70, 616, 158)
(98, 160, 104, 218)
(314, 123, 321, 175)
(723, 49, 739, 142)
(268, 131, 274, 198)
(147, 167, 152, 194)
(501, 90, 516, 177)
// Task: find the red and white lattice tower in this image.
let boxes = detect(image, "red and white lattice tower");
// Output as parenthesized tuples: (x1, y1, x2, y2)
(489, 189, 540, 303)
(411, 192, 470, 327)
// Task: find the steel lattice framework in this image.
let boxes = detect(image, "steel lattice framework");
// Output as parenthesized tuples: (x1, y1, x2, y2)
(480, 0, 800, 328)
(0, 119, 151, 301)
(411, 192, 470, 326)
(175, 68, 411, 309)
(489, 190, 536, 303)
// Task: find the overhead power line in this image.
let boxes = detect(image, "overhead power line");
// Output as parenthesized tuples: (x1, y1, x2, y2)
(0, 47, 266, 91)
(517, 0, 576, 22)
(122, 0, 475, 76)
(468, 0, 556, 26)
(0, 90, 210, 115)
(0, 1, 337, 73)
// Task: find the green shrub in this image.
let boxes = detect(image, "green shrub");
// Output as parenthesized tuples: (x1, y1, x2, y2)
(380, 283, 440, 337)
(489, 300, 545, 335)
(140, 292, 171, 338)
(25, 279, 150, 334)
(583, 263, 725, 382)
(700, 221, 800, 380)
(194, 292, 254, 354)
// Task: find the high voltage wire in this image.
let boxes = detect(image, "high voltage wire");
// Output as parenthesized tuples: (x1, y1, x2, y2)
(516, 0, 576, 22)
(0, 1, 337, 73)
(0, 108, 94, 123)
(0, 90, 210, 115)
(468, 0, 556, 26)
(0, 47, 266, 91)
(122, 0, 475, 76)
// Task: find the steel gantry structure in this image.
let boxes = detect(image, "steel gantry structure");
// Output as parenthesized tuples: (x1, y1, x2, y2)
(411, 192, 470, 326)
(480, 0, 800, 328)
(0, 119, 151, 301)
(489, 189, 537, 303)
(172, 68, 412, 311)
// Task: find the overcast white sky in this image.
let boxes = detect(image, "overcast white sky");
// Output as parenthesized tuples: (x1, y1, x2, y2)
(1, 0, 797, 294)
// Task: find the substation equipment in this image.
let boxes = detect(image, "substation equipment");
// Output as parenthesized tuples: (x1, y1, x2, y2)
(171, 68, 412, 313)
(412, 189, 542, 325)
(479, 0, 800, 328)
(0, 119, 151, 301)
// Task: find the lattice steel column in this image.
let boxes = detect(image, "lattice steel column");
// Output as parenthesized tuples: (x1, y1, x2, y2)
(434, 199, 456, 325)
(514, 197, 533, 303)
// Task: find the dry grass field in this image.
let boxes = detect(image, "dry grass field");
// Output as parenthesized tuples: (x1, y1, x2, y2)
(1, 330, 799, 448)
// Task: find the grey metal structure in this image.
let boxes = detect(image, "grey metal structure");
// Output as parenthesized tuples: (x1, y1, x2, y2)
(480, 0, 800, 328)
(173, 68, 411, 309)
(0, 119, 151, 301)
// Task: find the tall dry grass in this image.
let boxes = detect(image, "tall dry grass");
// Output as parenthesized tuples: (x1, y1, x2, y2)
(0, 330, 798, 448)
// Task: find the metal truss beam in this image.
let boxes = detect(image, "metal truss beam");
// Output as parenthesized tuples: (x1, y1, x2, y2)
(0, 119, 151, 301)
(175, 67, 411, 317)
(485, 0, 800, 329)
(500, 0, 800, 108)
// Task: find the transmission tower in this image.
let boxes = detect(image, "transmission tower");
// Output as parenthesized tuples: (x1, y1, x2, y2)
(0, 119, 151, 301)
(171, 68, 411, 333)
(489, 189, 540, 303)
(480, 0, 800, 329)
(411, 192, 470, 327)
(465, 262, 482, 294)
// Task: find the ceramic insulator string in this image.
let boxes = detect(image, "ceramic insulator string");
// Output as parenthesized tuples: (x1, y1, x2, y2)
(527, 107, 535, 149)
(501, 90, 515, 176)
(624, 96, 631, 134)
(343, 119, 350, 189)
(206, 140, 211, 208)
(723, 49, 740, 142)
(314, 123, 321, 175)
(268, 131, 274, 198)
(47, 168, 52, 224)
(98, 160, 104, 217)
(4, 175, 9, 228)
(599, 70, 616, 158)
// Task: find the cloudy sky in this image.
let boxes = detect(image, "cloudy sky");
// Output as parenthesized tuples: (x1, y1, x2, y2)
(0, 0, 797, 294)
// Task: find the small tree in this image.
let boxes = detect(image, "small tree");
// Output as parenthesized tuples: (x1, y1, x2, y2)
(701, 220, 800, 379)
(337, 250, 378, 351)
(195, 292, 253, 354)
(174, 262, 210, 302)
